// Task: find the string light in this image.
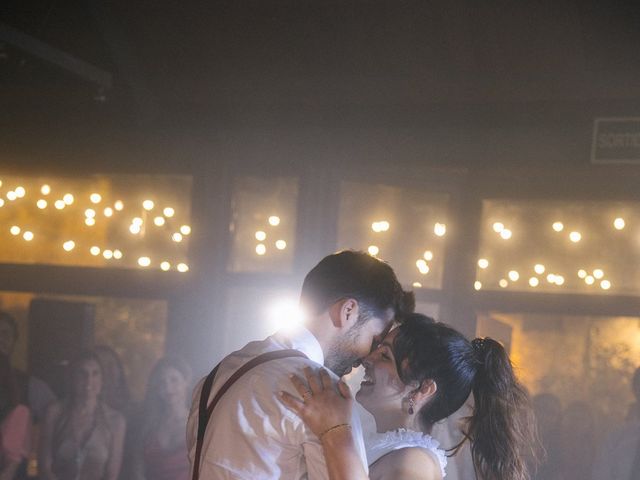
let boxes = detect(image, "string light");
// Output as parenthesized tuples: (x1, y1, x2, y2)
(508, 270, 520, 282)
(114, 200, 124, 211)
(36, 199, 47, 209)
(500, 229, 512, 240)
(85, 209, 96, 218)
(368, 245, 379, 256)
(63, 194, 74, 205)
(434, 223, 447, 237)
(569, 231, 581, 243)
(255, 231, 267, 241)
(0, 199, 4, 207)
(63, 240, 75, 252)
(593, 269, 604, 279)
(412, 282, 422, 288)
(585, 275, 595, 285)
(492, 222, 504, 233)
(103, 207, 113, 217)
(7, 191, 17, 201)
(275, 240, 287, 250)
(10, 226, 20, 235)
(132, 217, 143, 226)
(177, 263, 189, 273)
(474, 281, 482, 291)
(154, 216, 165, 226)
(578, 269, 587, 279)
(423, 251, 433, 261)
(600, 280, 611, 290)
(113, 249, 123, 259)
(142, 200, 154, 211)
(90, 246, 101, 256)
(103, 249, 114, 259)
(613, 218, 625, 230)
(499, 279, 508, 288)
(23, 231, 34, 241)
(416, 259, 430, 275)
(90, 193, 102, 204)
(163, 207, 175, 217)
(554, 275, 565, 286)
(137, 256, 151, 267)
(534, 264, 545, 274)
(40, 185, 51, 195)
(256, 244, 266, 255)
(172, 232, 183, 242)
(478, 259, 489, 269)
(14, 186, 25, 198)
(547, 273, 557, 283)
(529, 277, 539, 287)
(268, 216, 281, 226)
(180, 225, 191, 235)
(371, 221, 390, 232)
(160, 261, 171, 271)
(85, 218, 96, 226)
(552, 221, 564, 232)
(129, 224, 141, 234)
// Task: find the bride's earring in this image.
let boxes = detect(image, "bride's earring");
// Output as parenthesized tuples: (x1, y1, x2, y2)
(408, 396, 415, 415)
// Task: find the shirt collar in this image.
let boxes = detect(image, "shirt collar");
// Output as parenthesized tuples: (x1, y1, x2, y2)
(273, 324, 324, 366)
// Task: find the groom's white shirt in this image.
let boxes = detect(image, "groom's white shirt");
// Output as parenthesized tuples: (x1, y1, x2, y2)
(187, 325, 369, 479)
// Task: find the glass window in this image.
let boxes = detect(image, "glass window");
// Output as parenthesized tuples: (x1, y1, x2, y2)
(228, 176, 298, 273)
(476, 199, 640, 295)
(337, 181, 449, 289)
(0, 291, 167, 400)
(476, 311, 640, 427)
(0, 174, 192, 271)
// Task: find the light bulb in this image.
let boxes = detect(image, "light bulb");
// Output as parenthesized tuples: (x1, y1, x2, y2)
(177, 263, 189, 272)
(500, 229, 512, 240)
(114, 200, 124, 211)
(368, 245, 379, 256)
(552, 222, 564, 232)
(434, 223, 446, 237)
(37, 199, 47, 209)
(593, 269, 604, 279)
(103, 250, 114, 260)
(63, 193, 74, 205)
(154, 216, 165, 226)
(569, 231, 581, 243)
(416, 259, 430, 275)
(41, 184, 51, 195)
(132, 217, 143, 226)
(255, 231, 267, 241)
(90, 246, 101, 256)
(14, 186, 25, 198)
(478, 258, 489, 269)
(412, 282, 422, 288)
(256, 244, 266, 255)
(508, 270, 519, 282)
(180, 225, 191, 235)
(534, 264, 545, 274)
(492, 222, 504, 233)
(142, 200, 154, 211)
(578, 269, 587, 279)
(163, 207, 175, 217)
(137, 256, 151, 267)
(129, 224, 141, 234)
(423, 251, 433, 261)
(613, 218, 625, 230)
(10, 226, 20, 235)
(268, 216, 281, 226)
(63, 240, 75, 252)
(113, 249, 123, 259)
(160, 261, 171, 271)
(7, 191, 16, 201)
(499, 279, 508, 288)
(585, 275, 595, 285)
(172, 232, 183, 242)
(85, 208, 96, 218)
(600, 280, 611, 290)
(90, 193, 102, 204)
(474, 281, 482, 291)
(529, 277, 539, 287)
(85, 218, 96, 226)
(103, 207, 113, 217)
(23, 231, 34, 241)
(275, 240, 287, 250)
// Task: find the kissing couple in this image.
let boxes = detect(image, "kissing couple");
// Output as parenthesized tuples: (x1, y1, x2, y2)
(188, 250, 538, 480)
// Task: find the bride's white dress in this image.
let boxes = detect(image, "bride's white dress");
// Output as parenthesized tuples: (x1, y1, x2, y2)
(365, 428, 448, 477)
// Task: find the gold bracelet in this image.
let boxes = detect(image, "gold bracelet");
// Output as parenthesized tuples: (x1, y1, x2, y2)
(319, 423, 351, 441)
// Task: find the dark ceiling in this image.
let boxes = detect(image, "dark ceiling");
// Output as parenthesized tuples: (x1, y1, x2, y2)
(2, 1, 640, 137)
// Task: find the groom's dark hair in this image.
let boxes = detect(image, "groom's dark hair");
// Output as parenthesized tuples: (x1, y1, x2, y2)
(300, 250, 414, 321)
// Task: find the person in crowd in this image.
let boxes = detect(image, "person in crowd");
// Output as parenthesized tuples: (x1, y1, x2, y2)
(39, 350, 126, 480)
(531, 392, 563, 480)
(94, 346, 132, 416)
(560, 401, 595, 480)
(0, 312, 56, 424)
(0, 354, 31, 480)
(128, 356, 192, 480)
(591, 366, 640, 480)
(281, 313, 539, 480)
(187, 250, 413, 479)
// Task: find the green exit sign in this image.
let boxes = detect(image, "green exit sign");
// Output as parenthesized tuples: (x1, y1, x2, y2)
(592, 118, 640, 164)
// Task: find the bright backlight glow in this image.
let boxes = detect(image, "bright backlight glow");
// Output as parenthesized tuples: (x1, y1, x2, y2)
(267, 297, 306, 333)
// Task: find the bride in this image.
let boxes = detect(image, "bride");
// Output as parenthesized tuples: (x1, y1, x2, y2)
(281, 313, 538, 480)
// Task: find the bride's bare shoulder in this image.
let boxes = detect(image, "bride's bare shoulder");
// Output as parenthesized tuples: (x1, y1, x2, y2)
(370, 447, 442, 480)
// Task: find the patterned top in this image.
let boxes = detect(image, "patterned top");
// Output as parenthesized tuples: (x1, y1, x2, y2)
(365, 428, 447, 478)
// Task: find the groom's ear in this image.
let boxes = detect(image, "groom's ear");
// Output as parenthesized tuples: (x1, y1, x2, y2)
(328, 298, 359, 328)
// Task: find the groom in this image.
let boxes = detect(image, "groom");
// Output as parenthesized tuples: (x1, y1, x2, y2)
(187, 250, 414, 479)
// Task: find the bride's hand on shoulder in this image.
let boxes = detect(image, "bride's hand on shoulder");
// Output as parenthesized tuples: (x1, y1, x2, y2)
(280, 366, 353, 439)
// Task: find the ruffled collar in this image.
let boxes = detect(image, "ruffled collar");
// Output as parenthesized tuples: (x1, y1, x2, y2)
(365, 428, 447, 477)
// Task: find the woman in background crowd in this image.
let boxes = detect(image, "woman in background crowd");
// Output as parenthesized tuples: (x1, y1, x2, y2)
(94, 346, 131, 417)
(128, 356, 191, 480)
(0, 354, 31, 480)
(39, 351, 125, 480)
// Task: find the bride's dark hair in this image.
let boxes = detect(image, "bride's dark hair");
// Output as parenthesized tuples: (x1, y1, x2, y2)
(392, 313, 538, 480)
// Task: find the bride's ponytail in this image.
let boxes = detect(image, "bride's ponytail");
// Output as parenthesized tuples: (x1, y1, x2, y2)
(467, 338, 539, 480)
